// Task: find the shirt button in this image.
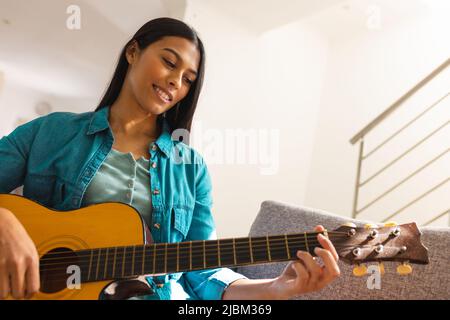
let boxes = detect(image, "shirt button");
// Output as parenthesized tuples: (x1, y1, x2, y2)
(154, 223, 160, 229)
(151, 162, 157, 168)
(156, 284, 164, 288)
(153, 189, 160, 195)
(128, 181, 133, 188)
(151, 144, 157, 151)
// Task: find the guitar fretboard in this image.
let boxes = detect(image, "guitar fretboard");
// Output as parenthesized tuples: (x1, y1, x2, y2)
(41, 232, 324, 283)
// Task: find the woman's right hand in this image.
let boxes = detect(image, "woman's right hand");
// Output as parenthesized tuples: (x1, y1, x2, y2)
(0, 208, 40, 299)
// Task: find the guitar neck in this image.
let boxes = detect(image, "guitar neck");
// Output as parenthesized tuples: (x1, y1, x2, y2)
(73, 232, 324, 283)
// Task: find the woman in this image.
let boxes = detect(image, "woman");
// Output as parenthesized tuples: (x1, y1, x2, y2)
(0, 17, 340, 300)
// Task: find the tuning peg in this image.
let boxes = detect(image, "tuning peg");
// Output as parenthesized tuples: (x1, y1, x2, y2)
(342, 222, 357, 228)
(384, 221, 398, 227)
(364, 223, 378, 229)
(353, 263, 368, 277)
(396, 262, 413, 275)
(377, 262, 385, 275)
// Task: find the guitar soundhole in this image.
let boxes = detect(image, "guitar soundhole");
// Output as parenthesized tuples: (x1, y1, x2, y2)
(39, 247, 79, 294)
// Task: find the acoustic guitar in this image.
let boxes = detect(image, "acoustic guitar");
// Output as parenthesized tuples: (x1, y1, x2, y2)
(0, 194, 429, 300)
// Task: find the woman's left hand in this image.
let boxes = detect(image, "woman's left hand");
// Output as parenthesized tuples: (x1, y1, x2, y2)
(269, 225, 341, 299)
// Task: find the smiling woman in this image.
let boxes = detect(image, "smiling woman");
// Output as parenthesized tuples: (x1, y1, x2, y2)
(105, 33, 204, 159)
(96, 18, 205, 138)
(0, 17, 340, 301)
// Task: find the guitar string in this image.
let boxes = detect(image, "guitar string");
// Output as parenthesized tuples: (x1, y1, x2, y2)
(37, 232, 349, 261)
(37, 236, 354, 271)
(38, 240, 371, 275)
(37, 233, 350, 265)
(41, 246, 376, 273)
(38, 241, 353, 280)
(39, 241, 390, 283)
(35, 231, 350, 258)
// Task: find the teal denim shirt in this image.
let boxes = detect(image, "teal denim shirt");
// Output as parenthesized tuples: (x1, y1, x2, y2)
(0, 106, 246, 300)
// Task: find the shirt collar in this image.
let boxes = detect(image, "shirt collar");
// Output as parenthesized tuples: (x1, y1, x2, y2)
(87, 106, 173, 158)
(86, 106, 110, 135)
(155, 118, 173, 158)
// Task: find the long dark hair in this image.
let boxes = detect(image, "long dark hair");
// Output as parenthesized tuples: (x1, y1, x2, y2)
(95, 17, 205, 135)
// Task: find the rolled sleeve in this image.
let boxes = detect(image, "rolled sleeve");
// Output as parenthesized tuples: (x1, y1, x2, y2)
(183, 267, 248, 300)
(182, 157, 247, 300)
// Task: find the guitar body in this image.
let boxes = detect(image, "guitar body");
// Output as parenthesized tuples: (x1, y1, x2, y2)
(0, 194, 154, 300)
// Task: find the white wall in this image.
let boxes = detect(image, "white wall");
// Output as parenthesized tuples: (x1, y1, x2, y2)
(0, 77, 48, 136)
(0, 74, 96, 137)
(184, 0, 328, 237)
(304, 2, 450, 226)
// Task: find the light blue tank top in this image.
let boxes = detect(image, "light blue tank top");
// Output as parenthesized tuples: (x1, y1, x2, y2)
(81, 148, 153, 227)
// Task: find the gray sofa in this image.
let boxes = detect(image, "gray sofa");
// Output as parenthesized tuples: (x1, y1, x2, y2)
(236, 200, 450, 299)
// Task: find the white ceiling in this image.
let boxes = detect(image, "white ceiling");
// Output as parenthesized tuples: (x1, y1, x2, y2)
(86, 0, 172, 35)
(0, 0, 441, 100)
(0, 0, 169, 98)
(205, 0, 348, 34)
(305, 0, 432, 43)
(205, 0, 434, 38)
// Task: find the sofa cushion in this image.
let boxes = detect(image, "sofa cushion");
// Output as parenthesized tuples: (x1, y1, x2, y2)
(235, 200, 449, 299)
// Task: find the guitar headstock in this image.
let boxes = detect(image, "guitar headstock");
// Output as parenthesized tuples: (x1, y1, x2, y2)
(331, 222, 429, 272)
